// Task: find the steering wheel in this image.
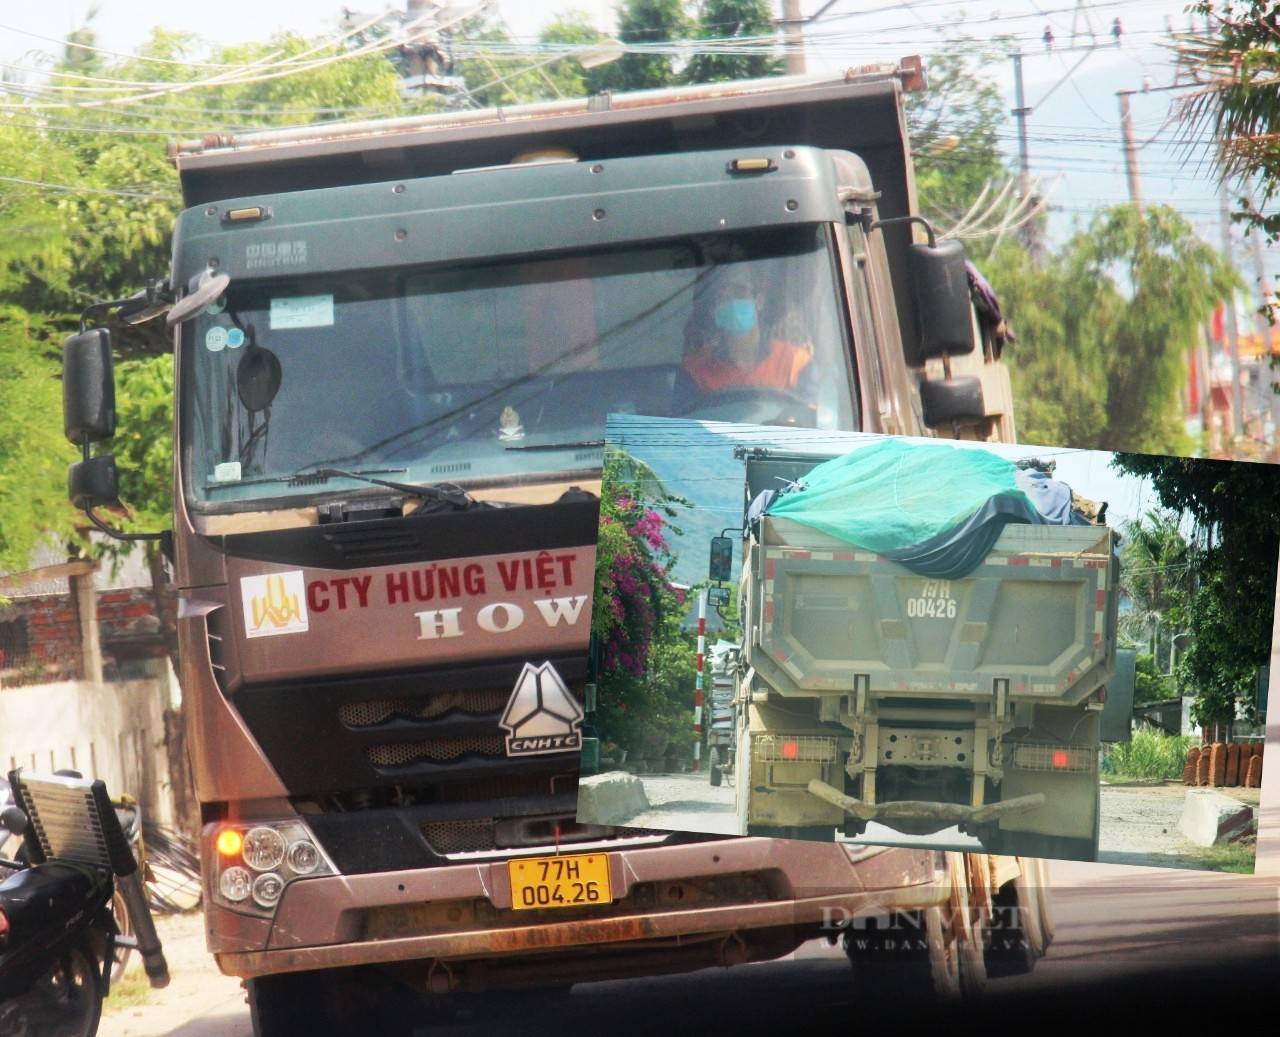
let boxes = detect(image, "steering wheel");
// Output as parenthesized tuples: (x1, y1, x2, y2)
(676, 385, 817, 427)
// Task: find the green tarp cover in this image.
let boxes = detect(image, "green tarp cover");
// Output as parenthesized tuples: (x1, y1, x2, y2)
(764, 438, 1036, 553)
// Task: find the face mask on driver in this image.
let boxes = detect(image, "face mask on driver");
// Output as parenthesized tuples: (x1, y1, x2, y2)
(713, 297, 758, 337)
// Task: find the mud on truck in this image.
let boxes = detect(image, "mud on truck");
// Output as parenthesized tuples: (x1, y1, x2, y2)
(59, 62, 1048, 1033)
(719, 441, 1119, 862)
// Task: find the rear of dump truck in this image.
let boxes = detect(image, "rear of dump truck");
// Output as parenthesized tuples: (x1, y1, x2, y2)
(735, 452, 1118, 861)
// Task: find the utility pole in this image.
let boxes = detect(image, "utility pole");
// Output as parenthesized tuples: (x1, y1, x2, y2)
(1010, 52, 1042, 260)
(777, 2, 837, 76)
(781, 0, 806, 75)
(1116, 90, 1143, 213)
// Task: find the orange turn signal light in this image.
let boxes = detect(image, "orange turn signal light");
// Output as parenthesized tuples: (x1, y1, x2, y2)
(216, 828, 244, 857)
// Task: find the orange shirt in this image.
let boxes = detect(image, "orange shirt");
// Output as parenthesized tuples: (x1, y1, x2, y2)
(682, 339, 811, 392)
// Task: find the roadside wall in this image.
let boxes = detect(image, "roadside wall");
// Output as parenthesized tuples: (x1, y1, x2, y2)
(0, 674, 177, 827)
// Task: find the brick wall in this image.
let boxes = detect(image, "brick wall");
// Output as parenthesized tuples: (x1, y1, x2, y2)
(1, 585, 175, 688)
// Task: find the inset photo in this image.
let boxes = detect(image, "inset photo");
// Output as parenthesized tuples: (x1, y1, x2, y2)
(578, 415, 1275, 871)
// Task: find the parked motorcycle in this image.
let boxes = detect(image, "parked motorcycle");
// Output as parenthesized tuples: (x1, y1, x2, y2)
(0, 770, 169, 1037)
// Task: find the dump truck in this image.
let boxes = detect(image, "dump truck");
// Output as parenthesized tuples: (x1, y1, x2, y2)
(706, 640, 739, 787)
(724, 442, 1119, 862)
(59, 61, 1044, 1033)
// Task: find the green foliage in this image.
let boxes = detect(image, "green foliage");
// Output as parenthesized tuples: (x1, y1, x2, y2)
(1111, 452, 1280, 725)
(906, 35, 1016, 226)
(986, 204, 1238, 454)
(682, 0, 781, 85)
(1133, 653, 1174, 705)
(0, 22, 406, 576)
(592, 446, 696, 753)
(1188, 835, 1257, 874)
(593, 0, 692, 92)
(1117, 510, 1195, 668)
(1180, 3, 1280, 245)
(1104, 724, 1196, 782)
(0, 308, 82, 572)
(539, 11, 616, 98)
(113, 355, 175, 533)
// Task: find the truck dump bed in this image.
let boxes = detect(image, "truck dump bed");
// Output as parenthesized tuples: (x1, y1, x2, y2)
(750, 517, 1118, 704)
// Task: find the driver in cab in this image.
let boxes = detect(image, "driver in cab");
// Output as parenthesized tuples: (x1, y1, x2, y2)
(676, 271, 812, 408)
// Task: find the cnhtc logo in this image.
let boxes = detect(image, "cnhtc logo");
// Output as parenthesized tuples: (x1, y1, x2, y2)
(500, 663, 584, 757)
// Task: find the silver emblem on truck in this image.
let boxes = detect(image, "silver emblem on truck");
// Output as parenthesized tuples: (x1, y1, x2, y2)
(500, 663, 583, 756)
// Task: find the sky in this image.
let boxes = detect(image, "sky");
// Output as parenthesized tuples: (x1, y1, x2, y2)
(4, 2, 1264, 285)
(0, 2, 1244, 255)
(2, 2, 1272, 313)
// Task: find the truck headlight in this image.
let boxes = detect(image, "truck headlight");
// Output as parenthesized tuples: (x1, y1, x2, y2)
(210, 820, 335, 917)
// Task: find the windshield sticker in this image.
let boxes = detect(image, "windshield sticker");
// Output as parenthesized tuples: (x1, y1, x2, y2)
(500, 662, 583, 756)
(226, 327, 245, 349)
(270, 295, 334, 330)
(213, 461, 242, 483)
(205, 326, 228, 352)
(241, 571, 309, 638)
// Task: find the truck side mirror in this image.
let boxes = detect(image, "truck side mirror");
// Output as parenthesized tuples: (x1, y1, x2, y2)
(69, 455, 121, 511)
(907, 239, 974, 364)
(62, 328, 117, 446)
(709, 536, 733, 582)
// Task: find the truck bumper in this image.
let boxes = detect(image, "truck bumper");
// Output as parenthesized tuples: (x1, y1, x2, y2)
(806, 780, 1046, 833)
(210, 838, 949, 984)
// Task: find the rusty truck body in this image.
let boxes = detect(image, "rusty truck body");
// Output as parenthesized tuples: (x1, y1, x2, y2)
(60, 63, 1048, 1033)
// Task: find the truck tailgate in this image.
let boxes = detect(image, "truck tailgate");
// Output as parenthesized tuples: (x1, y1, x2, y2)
(753, 519, 1116, 702)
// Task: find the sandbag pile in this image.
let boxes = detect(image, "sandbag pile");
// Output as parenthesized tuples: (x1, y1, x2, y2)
(1183, 741, 1264, 788)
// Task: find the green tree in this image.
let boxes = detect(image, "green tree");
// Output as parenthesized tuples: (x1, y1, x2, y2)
(1133, 654, 1174, 706)
(593, 0, 691, 92)
(683, 0, 781, 84)
(1179, 3, 1280, 244)
(0, 309, 81, 573)
(986, 204, 1238, 453)
(1111, 452, 1280, 726)
(1117, 510, 1196, 670)
(0, 23, 405, 572)
(539, 10, 616, 98)
(905, 35, 1017, 228)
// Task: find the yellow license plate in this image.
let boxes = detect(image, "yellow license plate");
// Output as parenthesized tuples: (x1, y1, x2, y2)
(508, 852, 612, 911)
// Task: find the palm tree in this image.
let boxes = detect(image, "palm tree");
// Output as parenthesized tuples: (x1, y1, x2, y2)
(1117, 510, 1197, 672)
(1176, 4, 1280, 245)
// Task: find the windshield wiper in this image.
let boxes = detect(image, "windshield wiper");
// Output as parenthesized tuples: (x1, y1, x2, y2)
(503, 439, 605, 452)
(225, 467, 475, 508)
(296, 468, 476, 508)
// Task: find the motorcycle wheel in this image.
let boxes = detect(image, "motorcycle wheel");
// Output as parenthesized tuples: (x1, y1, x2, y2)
(4, 938, 104, 1037)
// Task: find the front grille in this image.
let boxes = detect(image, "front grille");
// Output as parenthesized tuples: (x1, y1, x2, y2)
(340, 689, 510, 727)
(368, 734, 507, 767)
(319, 525, 420, 561)
(424, 818, 496, 854)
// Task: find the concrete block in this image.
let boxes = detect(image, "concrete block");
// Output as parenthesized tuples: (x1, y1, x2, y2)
(577, 772, 650, 825)
(1178, 789, 1255, 847)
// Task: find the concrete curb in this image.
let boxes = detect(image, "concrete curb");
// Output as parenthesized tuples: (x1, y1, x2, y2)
(1178, 788, 1255, 846)
(577, 772, 649, 825)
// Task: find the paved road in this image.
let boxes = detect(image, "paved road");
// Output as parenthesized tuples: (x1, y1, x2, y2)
(101, 857, 1278, 1035)
(617, 771, 1263, 870)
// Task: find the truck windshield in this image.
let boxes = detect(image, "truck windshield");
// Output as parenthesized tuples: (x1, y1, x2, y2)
(181, 225, 857, 508)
